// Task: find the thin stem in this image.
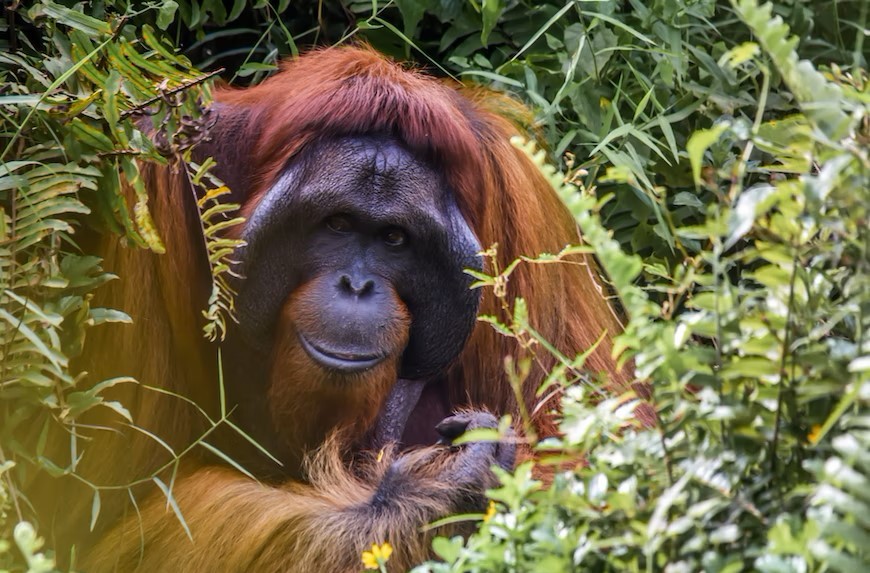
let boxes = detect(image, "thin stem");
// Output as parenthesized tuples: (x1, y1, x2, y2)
(769, 250, 798, 480)
(0, 444, 23, 522)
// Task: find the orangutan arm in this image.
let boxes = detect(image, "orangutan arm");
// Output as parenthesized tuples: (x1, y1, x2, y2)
(85, 412, 513, 573)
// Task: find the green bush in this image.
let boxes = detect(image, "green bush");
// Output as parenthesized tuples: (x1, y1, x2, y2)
(1, 1, 867, 571)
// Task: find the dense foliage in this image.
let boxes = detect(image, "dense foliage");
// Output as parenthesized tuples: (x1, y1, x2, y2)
(1, 1, 867, 571)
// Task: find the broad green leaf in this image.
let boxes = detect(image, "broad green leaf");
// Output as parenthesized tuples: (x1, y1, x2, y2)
(687, 123, 729, 188)
(481, 0, 504, 46)
(432, 536, 464, 563)
(726, 184, 776, 249)
(157, 0, 179, 31)
(35, 1, 112, 36)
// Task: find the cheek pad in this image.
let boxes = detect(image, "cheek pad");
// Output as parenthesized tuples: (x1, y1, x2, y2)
(398, 202, 482, 380)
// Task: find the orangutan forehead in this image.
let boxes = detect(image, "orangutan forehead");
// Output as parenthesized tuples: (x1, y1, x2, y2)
(313, 137, 433, 173)
(296, 136, 448, 206)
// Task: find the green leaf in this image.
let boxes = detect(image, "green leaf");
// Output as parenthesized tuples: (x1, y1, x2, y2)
(228, 0, 246, 21)
(157, 0, 179, 30)
(481, 0, 504, 46)
(720, 41, 760, 69)
(141, 24, 179, 60)
(236, 62, 279, 78)
(69, 118, 114, 153)
(89, 490, 101, 531)
(687, 123, 729, 188)
(200, 441, 256, 481)
(153, 477, 192, 540)
(732, 0, 852, 139)
(395, 0, 426, 39)
(432, 536, 464, 563)
(35, 0, 112, 36)
(726, 184, 776, 249)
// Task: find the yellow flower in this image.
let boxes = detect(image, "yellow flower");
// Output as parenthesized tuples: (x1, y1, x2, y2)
(361, 541, 393, 570)
(361, 551, 378, 570)
(483, 500, 497, 523)
(808, 424, 823, 445)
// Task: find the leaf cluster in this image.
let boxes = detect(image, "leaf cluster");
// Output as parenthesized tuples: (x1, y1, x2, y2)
(416, 2, 868, 570)
(1, 2, 243, 569)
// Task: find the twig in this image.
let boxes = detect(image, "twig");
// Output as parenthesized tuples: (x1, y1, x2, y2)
(121, 69, 224, 119)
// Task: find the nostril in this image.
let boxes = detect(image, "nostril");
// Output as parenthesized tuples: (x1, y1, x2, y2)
(358, 278, 374, 295)
(339, 274, 352, 291)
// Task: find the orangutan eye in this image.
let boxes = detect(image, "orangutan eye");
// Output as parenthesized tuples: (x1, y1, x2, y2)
(325, 214, 353, 233)
(382, 227, 408, 248)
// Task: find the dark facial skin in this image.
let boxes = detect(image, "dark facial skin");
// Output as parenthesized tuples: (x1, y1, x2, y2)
(234, 136, 483, 382)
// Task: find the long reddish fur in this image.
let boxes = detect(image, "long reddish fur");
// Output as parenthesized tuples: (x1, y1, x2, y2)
(216, 47, 629, 429)
(29, 47, 630, 572)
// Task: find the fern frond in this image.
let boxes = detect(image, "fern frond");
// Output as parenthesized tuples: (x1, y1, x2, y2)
(732, 0, 855, 140)
(808, 410, 870, 571)
(182, 161, 245, 342)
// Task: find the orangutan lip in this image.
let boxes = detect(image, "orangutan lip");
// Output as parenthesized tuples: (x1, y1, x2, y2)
(298, 334, 385, 373)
